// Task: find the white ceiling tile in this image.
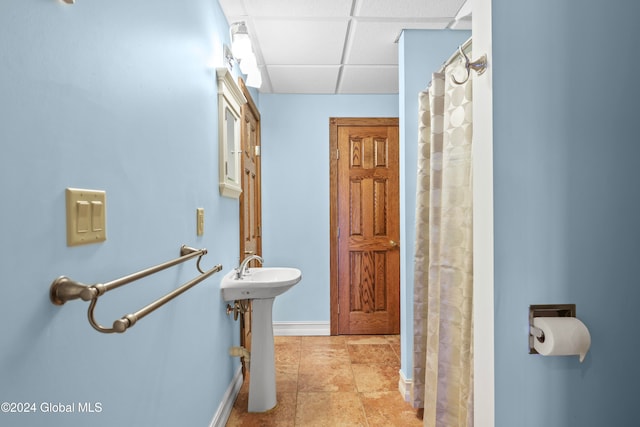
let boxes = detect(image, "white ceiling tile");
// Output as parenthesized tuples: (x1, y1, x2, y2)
(238, 0, 354, 18)
(267, 65, 341, 93)
(254, 19, 349, 65)
(345, 21, 399, 65)
(219, 0, 472, 94)
(218, 0, 247, 19)
(345, 20, 452, 66)
(339, 65, 399, 94)
(355, 0, 467, 18)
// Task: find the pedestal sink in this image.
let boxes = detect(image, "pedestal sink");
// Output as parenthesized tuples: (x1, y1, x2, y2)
(221, 267, 302, 412)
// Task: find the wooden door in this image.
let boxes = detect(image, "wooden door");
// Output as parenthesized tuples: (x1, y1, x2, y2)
(330, 118, 400, 335)
(239, 78, 261, 377)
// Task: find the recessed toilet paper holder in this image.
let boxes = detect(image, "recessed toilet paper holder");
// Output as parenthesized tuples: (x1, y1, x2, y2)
(529, 304, 576, 354)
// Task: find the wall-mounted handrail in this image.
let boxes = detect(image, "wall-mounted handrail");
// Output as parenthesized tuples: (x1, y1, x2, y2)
(49, 245, 222, 334)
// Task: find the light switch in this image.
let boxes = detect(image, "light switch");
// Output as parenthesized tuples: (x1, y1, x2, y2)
(91, 201, 104, 231)
(196, 208, 204, 236)
(66, 188, 107, 246)
(76, 201, 90, 233)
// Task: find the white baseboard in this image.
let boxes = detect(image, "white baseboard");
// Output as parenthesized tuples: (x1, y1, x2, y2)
(209, 365, 243, 427)
(398, 369, 413, 402)
(272, 321, 330, 336)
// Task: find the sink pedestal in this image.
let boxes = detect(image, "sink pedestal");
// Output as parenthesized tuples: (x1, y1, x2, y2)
(220, 267, 302, 412)
(248, 297, 276, 412)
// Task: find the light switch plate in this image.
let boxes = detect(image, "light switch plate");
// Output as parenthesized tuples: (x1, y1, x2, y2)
(66, 188, 107, 246)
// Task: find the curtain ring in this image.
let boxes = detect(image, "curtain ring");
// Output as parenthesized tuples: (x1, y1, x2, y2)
(451, 46, 487, 85)
(451, 46, 471, 85)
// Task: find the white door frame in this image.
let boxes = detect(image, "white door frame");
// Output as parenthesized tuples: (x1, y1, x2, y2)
(473, 0, 495, 426)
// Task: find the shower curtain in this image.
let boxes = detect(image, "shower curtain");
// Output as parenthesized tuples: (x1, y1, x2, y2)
(412, 53, 474, 427)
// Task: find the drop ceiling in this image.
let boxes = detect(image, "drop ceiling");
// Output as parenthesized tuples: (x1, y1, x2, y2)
(218, 0, 472, 94)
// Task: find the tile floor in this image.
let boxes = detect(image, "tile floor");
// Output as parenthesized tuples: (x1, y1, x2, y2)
(226, 335, 422, 426)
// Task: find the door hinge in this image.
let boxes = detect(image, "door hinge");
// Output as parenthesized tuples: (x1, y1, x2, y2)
(337, 226, 340, 237)
(336, 149, 339, 159)
(255, 145, 261, 156)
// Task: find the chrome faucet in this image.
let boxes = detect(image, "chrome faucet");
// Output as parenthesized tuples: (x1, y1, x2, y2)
(236, 255, 263, 279)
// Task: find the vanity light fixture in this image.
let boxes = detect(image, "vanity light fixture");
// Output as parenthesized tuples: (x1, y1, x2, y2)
(62, 0, 75, 3)
(245, 70, 262, 88)
(230, 22, 252, 60)
(223, 45, 235, 70)
(228, 21, 262, 89)
(239, 51, 257, 75)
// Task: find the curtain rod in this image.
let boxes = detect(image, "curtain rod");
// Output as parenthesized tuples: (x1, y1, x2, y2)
(438, 36, 473, 74)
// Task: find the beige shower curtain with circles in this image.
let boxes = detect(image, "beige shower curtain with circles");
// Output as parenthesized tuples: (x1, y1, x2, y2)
(412, 55, 474, 427)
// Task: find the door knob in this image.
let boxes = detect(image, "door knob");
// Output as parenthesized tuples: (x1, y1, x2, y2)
(389, 240, 398, 247)
(244, 250, 254, 255)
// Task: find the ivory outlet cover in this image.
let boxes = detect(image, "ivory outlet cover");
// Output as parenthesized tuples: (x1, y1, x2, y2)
(196, 208, 204, 236)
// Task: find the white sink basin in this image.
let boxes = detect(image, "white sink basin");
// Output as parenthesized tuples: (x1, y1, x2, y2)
(220, 267, 302, 301)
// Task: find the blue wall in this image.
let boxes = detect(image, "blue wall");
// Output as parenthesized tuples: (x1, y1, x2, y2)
(9, 1, 636, 424)
(493, 1, 640, 425)
(259, 31, 469, 383)
(0, 2, 241, 426)
(398, 29, 471, 379)
(259, 94, 398, 322)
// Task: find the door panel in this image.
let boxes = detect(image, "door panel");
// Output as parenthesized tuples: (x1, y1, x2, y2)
(239, 78, 261, 377)
(330, 118, 400, 335)
(241, 107, 259, 257)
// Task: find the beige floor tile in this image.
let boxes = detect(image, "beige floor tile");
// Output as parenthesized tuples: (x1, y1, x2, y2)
(347, 343, 400, 364)
(384, 335, 401, 344)
(299, 344, 351, 365)
(298, 362, 356, 392)
(390, 342, 402, 359)
(227, 391, 296, 427)
(275, 336, 301, 345)
(275, 341, 301, 366)
(360, 391, 423, 426)
(346, 335, 392, 345)
(300, 335, 346, 347)
(275, 364, 298, 393)
(229, 335, 405, 426)
(352, 363, 399, 392)
(295, 392, 367, 427)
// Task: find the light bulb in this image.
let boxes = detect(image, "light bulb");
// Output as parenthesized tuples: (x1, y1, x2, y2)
(230, 22, 253, 60)
(240, 52, 257, 75)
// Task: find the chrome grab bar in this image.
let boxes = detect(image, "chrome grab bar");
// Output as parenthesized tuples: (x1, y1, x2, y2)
(49, 245, 222, 334)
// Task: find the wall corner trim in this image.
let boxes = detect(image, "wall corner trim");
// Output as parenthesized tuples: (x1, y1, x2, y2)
(398, 369, 413, 402)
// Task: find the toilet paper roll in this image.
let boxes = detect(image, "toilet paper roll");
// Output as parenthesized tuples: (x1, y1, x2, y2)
(533, 317, 591, 363)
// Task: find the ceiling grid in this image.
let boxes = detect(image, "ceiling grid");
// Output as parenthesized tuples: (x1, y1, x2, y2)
(218, 0, 471, 94)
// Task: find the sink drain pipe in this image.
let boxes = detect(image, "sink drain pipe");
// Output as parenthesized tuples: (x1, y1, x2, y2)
(229, 346, 251, 371)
